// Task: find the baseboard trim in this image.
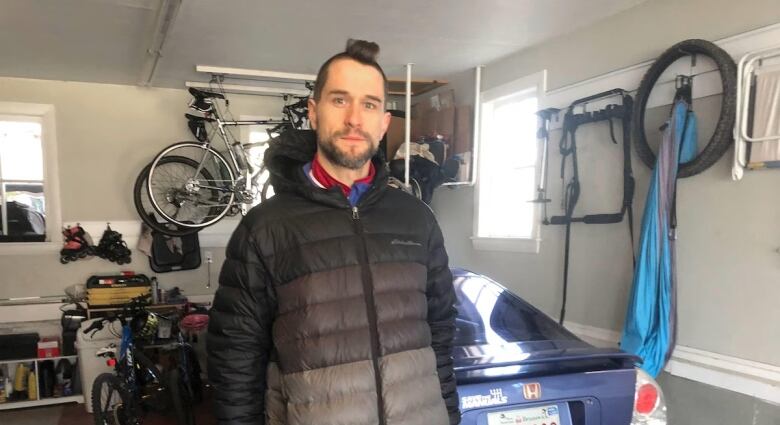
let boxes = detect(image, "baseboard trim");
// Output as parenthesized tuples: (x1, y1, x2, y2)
(563, 321, 780, 404)
(563, 321, 622, 345)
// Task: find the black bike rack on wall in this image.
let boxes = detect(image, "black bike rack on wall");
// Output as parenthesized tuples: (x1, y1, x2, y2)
(541, 88, 635, 325)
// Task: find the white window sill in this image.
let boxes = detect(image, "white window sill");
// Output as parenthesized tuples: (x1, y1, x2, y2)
(471, 236, 540, 254)
(0, 241, 60, 256)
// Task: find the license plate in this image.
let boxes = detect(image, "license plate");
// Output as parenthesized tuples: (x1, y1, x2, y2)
(486, 404, 561, 425)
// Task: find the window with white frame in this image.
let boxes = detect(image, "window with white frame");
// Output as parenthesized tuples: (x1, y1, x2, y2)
(474, 71, 545, 253)
(0, 116, 46, 242)
(0, 103, 61, 251)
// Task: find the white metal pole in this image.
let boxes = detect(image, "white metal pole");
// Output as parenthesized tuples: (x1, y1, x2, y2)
(0, 142, 6, 235)
(0, 175, 6, 237)
(470, 65, 482, 186)
(404, 63, 413, 188)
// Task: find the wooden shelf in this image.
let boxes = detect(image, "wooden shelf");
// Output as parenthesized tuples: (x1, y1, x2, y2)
(388, 79, 448, 97)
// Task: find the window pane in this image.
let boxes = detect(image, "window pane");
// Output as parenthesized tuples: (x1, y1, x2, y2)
(492, 95, 537, 168)
(478, 167, 535, 238)
(477, 91, 539, 239)
(6, 183, 45, 215)
(0, 121, 43, 181)
(247, 130, 271, 168)
(1, 183, 46, 238)
(246, 128, 274, 204)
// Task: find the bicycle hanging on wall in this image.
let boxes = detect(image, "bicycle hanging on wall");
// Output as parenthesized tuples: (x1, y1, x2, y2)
(133, 78, 311, 236)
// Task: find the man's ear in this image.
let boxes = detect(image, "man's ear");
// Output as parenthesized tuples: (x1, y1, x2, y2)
(380, 110, 391, 137)
(308, 98, 318, 130)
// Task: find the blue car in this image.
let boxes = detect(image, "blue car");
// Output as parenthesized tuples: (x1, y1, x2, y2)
(452, 269, 667, 425)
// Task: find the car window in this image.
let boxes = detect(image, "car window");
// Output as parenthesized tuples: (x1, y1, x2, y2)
(453, 274, 577, 346)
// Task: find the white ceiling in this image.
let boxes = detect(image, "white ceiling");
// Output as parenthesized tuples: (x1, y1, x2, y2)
(0, 0, 648, 88)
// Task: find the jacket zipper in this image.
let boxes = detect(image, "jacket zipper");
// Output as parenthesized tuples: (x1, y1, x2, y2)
(352, 206, 387, 425)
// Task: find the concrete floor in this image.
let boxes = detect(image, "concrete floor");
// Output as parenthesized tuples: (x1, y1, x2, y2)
(0, 404, 63, 425)
(2, 373, 778, 425)
(658, 373, 780, 425)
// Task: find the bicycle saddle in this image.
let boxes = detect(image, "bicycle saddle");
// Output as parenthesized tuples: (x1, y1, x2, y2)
(188, 87, 225, 100)
(185, 113, 215, 123)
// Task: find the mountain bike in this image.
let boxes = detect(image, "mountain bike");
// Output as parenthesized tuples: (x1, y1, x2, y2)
(632, 38, 737, 177)
(86, 295, 201, 425)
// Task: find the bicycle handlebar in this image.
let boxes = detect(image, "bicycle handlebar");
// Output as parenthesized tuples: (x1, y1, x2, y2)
(82, 294, 153, 335)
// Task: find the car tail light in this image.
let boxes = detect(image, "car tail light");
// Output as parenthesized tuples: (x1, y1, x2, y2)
(630, 368, 667, 425)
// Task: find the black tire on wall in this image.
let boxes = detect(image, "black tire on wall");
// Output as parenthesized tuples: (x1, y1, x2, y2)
(133, 156, 204, 237)
(632, 39, 737, 178)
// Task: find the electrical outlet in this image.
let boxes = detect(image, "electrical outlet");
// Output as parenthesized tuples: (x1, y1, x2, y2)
(205, 251, 213, 263)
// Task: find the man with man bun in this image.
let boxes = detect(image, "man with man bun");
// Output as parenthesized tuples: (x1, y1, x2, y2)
(208, 39, 460, 425)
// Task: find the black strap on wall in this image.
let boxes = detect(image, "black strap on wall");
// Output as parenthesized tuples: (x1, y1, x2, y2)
(545, 89, 636, 325)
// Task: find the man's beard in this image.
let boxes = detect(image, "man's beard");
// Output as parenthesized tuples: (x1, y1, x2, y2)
(317, 128, 378, 170)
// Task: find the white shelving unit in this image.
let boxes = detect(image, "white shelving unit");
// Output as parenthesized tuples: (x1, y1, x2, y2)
(0, 354, 84, 410)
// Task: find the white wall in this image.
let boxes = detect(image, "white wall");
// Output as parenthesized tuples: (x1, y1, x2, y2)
(431, 0, 780, 367)
(0, 76, 282, 300)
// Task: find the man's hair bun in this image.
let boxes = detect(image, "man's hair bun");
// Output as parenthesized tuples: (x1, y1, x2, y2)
(345, 39, 380, 63)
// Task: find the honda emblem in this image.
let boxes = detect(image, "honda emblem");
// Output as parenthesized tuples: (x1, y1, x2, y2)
(523, 382, 542, 400)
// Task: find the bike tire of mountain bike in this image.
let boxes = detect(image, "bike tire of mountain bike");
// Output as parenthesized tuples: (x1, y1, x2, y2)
(633, 38, 737, 178)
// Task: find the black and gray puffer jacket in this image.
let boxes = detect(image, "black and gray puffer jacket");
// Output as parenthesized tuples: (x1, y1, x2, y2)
(207, 130, 460, 425)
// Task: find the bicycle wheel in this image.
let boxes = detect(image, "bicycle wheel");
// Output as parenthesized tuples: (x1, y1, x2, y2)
(633, 39, 737, 177)
(166, 368, 195, 425)
(147, 142, 235, 229)
(92, 373, 134, 425)
(134, 157, 201, 237)
(258, 164, 274, 202)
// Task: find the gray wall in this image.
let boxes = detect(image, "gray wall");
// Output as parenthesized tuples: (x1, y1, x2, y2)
(0, 77, 282, 299)
(481, 0, 780, 93)
(431, 0, 780, 366)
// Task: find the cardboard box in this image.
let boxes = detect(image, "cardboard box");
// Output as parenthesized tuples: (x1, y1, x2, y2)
(37, 338, 60, 358)
(453, 105, 473, 155)
(386, 116, 407, 160)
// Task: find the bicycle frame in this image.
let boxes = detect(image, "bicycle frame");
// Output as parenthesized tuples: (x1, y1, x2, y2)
(190, 97, 286, 212)
(98, 314, 194, 413)
(143, 88, 304, 230)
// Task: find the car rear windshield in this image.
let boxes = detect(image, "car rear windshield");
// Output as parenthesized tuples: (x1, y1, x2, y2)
(453, 274, 578, 346)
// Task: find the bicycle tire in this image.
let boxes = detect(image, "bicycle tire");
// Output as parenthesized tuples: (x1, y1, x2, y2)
(633, 39, 737, 178)
(147, 142, 235, 229)
(258, 164, 274, 202)
(180, 343, 204, 404)
(91, 373, 135, 425)
(166, 368, 195, 425)
(133, 156, 202, 237)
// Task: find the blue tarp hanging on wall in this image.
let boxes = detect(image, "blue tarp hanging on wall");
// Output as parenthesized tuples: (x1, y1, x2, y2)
(620, 99, 697, 377)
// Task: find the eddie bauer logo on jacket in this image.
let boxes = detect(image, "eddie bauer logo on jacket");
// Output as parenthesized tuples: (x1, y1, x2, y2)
(391, 239, 422, 247)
